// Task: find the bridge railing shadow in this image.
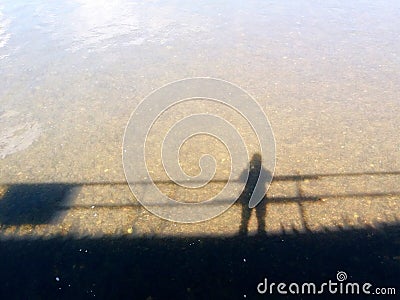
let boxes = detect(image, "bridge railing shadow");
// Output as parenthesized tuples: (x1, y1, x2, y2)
(0, 170, 399, 227)
(0, 171, 399, 298)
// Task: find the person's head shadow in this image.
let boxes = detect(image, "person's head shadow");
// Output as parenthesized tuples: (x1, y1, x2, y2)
(238, 153, 272, 236)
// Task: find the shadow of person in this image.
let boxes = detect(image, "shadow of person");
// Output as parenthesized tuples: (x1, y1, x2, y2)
(238, 153, 272, 235)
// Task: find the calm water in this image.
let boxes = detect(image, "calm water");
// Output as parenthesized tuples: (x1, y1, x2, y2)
(0, 1, 400, 298)
(1, 0, 399, 178)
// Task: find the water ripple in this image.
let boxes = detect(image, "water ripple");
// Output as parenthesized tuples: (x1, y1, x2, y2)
(0, 5, 11, 59)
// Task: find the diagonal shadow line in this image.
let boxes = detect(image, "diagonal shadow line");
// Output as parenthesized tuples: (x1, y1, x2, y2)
(58, 192, 400, 209)
(1, 170, 400, 187)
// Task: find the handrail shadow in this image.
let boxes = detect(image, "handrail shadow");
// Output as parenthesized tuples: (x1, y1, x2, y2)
(0, 169, 399, 226)
(0, 165, 399, 298)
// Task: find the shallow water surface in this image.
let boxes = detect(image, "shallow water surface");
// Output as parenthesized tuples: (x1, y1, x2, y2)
(0, 0, 399, 298)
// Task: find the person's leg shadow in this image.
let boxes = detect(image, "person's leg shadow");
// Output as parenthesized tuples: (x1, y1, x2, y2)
(239, 193, 251, 235)
(255, 196, 267, 235)
(239, 195, 267, 235)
